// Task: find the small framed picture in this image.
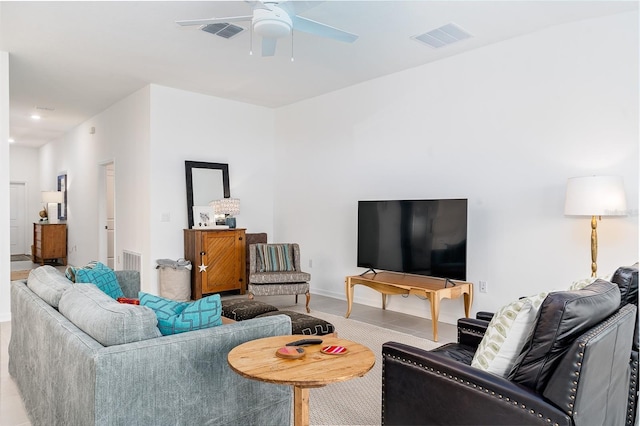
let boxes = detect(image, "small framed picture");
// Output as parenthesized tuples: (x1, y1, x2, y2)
(57, 174, 67, 220)
(192, 206, 214, 229)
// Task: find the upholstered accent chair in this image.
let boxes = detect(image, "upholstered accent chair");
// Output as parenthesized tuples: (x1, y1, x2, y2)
(248, 243, 311, 312)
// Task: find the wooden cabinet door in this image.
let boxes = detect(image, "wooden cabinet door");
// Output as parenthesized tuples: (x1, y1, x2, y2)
(201, 229, 245, 294)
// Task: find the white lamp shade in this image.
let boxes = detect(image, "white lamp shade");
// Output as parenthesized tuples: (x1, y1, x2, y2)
(41, 191, 64, 204)
(564, 176, 627, 216)
(210, 198, 240, 216)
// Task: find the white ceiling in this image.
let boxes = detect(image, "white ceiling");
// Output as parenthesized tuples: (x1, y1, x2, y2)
(2, 1, 637, 147)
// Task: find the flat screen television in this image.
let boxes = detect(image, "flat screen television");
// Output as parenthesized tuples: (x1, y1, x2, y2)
(357, 199, 467, 280)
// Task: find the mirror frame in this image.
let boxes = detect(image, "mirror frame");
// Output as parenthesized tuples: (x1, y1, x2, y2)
(185, 161, 230, 229)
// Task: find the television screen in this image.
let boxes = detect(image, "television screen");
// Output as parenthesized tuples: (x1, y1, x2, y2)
(357, 199, 467, 280)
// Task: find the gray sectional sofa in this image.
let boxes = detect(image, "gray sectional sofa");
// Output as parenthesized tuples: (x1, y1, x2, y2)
(9, 266, 292, 426)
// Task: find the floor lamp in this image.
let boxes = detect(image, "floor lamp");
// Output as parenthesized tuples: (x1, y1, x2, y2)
(564, 176, 627, 277)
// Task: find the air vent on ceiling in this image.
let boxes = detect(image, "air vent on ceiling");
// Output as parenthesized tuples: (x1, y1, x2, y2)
(412, 22, 472, 48)
(201, 23, 244, 39)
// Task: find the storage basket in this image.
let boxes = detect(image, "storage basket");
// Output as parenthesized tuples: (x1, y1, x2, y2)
(157, 259, 191, 301)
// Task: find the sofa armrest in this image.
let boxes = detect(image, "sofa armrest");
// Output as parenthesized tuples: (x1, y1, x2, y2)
(382, 342, 571, 426)
(114, 270, 140, 298)
(457, 317, 489, 348)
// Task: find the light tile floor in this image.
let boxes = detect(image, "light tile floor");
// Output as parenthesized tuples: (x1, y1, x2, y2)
(1, 263, 456, 426)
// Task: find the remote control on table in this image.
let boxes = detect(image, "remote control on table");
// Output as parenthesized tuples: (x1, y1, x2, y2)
(285, 338, 323, 347)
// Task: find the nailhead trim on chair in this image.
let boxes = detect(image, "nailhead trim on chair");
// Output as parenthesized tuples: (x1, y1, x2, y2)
(628, 357, 638, 426)
(382, 352, 563, 426)
(457, 325, 485, 341)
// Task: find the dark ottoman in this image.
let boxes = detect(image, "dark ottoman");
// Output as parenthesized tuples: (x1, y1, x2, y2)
(221, 299, 279, 321)
(256, 310, 335, 336)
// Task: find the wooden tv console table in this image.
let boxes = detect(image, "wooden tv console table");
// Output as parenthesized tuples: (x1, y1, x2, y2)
(345, 272, 473, 342)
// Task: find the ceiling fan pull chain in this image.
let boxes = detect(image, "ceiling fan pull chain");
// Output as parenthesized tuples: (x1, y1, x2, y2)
(291, 30, 294, 62)
(249, 22, 254, 56)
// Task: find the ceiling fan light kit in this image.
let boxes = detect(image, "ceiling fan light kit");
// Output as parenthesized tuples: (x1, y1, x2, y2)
(253, 6, 292, 38)
(176, 0, 358, 58)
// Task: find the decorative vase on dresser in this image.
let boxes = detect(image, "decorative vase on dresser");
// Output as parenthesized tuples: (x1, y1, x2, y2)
(33, 223, 67, 266)
(183, 228, 246, 300)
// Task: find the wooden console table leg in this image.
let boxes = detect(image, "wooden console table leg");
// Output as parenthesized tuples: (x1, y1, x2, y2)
(345, 278, 353, 318)
(430, 295, 440, 342)
(463, 284, 473, 318)
(381, 293, 387, 310)
(293, 386, 310, 426)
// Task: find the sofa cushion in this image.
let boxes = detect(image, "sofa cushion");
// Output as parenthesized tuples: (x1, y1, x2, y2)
(471, 292, 547, 377)
(256, 244, 294, 272)
(250, 271, 311, 284)
(75, 262, 124, 299)
(139, 292, 223, 335)
(508, 279, 620, 392)
(26, 265, 73, 308)
(59, 284, 161, 346)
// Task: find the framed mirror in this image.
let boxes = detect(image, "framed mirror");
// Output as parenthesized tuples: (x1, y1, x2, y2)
(185, 161, 230, 229)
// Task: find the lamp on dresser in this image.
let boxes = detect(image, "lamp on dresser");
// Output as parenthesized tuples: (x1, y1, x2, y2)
(41, 191, 64, 223)
(564, 175, 627, 276)
(211, 198, 240, 229)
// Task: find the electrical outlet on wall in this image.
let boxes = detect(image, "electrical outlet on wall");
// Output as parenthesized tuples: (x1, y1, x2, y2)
(479, 281, 488, 293)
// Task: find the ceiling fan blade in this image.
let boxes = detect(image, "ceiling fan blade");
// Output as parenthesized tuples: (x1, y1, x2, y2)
(291, 16, 358, 43)
(245, 0, 272, 11)
(277, 1, 321, 17)
(262, 37, 278, 56)
(176, 16, 252, 26)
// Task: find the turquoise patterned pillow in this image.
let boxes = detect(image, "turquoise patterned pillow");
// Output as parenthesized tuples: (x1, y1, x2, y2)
(139, 292, 222, 335)
(75, 262, 124, 299)
(256, 244, 294, 272)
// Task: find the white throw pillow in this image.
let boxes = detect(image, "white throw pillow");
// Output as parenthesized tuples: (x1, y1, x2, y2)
(568, 274, 611, 291)
(471, 292, 547, 377)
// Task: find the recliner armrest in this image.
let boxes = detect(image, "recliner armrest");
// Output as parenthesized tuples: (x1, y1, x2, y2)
(457, 317, 490, 348)
(382, 342, 571, 426)
(476, 311, 495, 321)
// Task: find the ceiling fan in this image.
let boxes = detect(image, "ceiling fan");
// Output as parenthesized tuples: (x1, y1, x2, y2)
(176, 1, 359, 57)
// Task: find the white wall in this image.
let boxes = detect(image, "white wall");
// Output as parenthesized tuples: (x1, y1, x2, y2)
(2, 12, 636, 324)
(0, 50, 10, 321)
(273, 11, 639, 324)
(147, 85, 275, 293)
(39, 86, 151, 283)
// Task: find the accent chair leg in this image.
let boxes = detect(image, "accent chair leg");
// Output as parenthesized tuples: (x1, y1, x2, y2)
(305, 292, 310, 313)
(295, 294, 299, 304)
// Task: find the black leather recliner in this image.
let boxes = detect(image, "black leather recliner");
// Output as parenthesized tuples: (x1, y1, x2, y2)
(382, 266, 638, 426)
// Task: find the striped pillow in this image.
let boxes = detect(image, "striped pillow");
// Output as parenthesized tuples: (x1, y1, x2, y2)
(256, 244, 295, 272)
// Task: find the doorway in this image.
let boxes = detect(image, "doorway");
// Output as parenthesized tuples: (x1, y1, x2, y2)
(10, 182, 28, 255)
(99, 162, 115, 269)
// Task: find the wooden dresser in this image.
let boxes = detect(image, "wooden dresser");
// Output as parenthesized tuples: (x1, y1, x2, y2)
(33, 223, 67, 266)
(184, 228, 246, 299)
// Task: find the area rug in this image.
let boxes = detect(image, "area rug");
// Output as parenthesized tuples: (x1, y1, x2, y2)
(292, 310, 441, 426)
(10, 254, 31, 262)
(10, 270, 31, 281)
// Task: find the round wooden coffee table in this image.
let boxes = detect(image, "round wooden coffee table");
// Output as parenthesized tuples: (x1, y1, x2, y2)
(227, 335, 375, 426)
